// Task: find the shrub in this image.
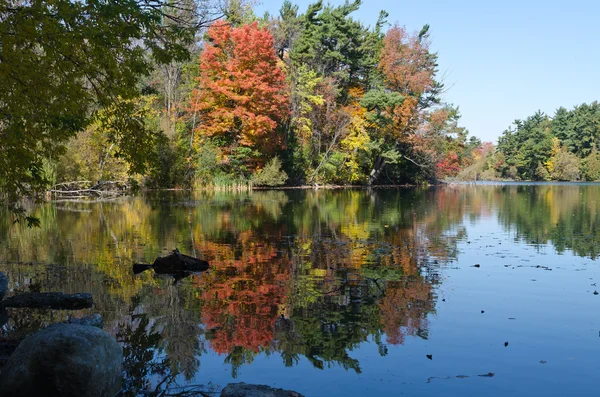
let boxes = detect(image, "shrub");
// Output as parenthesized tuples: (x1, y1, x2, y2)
(550, 147, 580, 181)
(251, 157, 288, 187)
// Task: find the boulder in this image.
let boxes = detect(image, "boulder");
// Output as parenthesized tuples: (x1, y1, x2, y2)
(220, 383, 305, 397)
(0, 272, 7, 301)
(0, 323, 122, 397)
(67, 314, 104, 328)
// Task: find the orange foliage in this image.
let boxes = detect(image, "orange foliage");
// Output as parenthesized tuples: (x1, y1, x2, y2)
(379, 25, 436, 97)
(189, 21, 289, 157)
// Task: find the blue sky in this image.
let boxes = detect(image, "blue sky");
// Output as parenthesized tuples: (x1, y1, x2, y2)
(254, 0, 600, 143)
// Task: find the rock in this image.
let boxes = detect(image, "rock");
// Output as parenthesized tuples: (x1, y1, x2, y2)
(0, 323, 122, 397)
(220, 383, 305, 397)
(0, 292, 92, 310)
(134, 249, 209, 280)
(0, 272, 7, 301)
(67, 314, 104, 328)
(152, 249, 209, 273)
(0, 336, 20, 367)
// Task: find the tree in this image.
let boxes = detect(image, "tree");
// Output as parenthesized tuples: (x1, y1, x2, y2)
(582, 146, 600, 181)
(188, 21, 289, 170)
(362, 23, 445, 184)
(0, 0, 219, 219)
(550, 147, 580, 181)
(270, 0, 302, 60)
(497, 112, 552, 180)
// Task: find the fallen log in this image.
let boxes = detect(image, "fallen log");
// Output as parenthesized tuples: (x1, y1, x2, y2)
(0, 293, 93, 310)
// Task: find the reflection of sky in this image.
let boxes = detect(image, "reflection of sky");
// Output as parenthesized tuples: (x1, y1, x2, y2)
(189, 210, 600, 396)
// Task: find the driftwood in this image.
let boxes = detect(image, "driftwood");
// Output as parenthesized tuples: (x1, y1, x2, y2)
(0, 293, 93, 310)
(49, 181, 131, 199)
(134, 249, 209, 279)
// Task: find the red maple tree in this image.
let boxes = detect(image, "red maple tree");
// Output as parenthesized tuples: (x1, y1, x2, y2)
(189, 21, 289, 160)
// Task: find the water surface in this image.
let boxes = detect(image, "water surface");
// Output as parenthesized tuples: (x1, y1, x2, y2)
(1, 185, 599, 396)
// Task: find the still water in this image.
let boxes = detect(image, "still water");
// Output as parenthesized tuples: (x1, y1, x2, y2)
(1, 184, 599, 396)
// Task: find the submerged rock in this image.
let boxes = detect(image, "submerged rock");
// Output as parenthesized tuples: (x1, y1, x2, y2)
(0, 272, 7, 301)
(0, 323, 122, 397)
(220, 383, 305, 397)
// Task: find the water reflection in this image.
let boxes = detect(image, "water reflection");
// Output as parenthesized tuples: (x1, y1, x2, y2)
(2, 185, 600, 393)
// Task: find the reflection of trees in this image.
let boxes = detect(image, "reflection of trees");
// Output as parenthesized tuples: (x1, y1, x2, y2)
(0, 188, 470, 388)
(495, 185, 600, 258)
(5, 185, 600, 388)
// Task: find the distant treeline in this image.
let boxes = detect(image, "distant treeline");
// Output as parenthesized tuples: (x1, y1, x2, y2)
(458, 101, 600, 181)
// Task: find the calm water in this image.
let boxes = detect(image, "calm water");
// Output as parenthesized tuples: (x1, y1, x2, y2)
(1, 185, 600, 396)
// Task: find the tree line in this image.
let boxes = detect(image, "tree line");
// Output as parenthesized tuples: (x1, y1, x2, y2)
(459, 101, 600, 181)
(1, 0, 485, 213)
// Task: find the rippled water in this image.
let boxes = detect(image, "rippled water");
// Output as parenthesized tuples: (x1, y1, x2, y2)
(1, 184, 600, 396)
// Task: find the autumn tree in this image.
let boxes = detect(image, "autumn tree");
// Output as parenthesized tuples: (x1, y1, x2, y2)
(189, 21, 289, 173)
(363, 24, 446, 184)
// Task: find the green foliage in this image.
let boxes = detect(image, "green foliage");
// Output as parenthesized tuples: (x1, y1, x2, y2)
(550, 147, 580, 181)
(536, 162, 551, 181)
(495, 102, 600, 181)
(582, 146, 600, 181)
(497, 112, 553, 180)
(251, 157, 289, 186)
(0, 0, 197, 204)
(291, 0, 381, 88)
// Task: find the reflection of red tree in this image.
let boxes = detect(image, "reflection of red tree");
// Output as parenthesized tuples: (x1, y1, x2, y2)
(195, 231, 290, 354)
(378, 278, 432, 345)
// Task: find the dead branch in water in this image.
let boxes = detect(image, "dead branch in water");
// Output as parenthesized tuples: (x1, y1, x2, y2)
(49, 180, 132, 199)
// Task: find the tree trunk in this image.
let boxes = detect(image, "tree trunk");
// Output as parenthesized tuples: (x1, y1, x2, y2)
(368, 156, 386, 185)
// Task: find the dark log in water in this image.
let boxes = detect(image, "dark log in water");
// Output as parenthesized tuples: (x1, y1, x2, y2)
(0, 293, 93, 310)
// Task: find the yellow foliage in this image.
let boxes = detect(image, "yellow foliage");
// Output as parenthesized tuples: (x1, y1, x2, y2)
(545, 137, 561, 173)
(340, 99, 371, 183)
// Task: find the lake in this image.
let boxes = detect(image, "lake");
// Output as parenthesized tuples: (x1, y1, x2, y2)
(1, 184, 599, 396)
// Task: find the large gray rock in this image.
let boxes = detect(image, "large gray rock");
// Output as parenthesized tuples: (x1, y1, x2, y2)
(0, 272, 7, 301)
(0, 323, 122, 397)
(221, 383, 305, 397)
(67, 313, 104, 328)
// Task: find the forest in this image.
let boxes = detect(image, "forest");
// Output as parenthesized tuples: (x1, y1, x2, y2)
(0, 0, 486, 210)
(459, 102, 600, 181)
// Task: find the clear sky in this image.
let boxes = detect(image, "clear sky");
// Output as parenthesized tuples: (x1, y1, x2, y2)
(254, 0, 600, 143)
